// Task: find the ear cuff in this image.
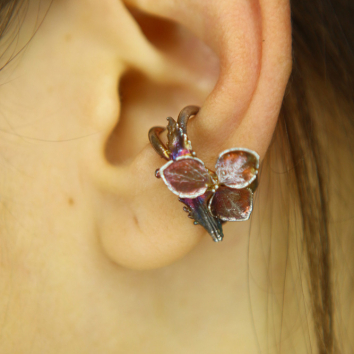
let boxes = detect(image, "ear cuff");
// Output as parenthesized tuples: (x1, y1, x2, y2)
(149, 105, 259, 242)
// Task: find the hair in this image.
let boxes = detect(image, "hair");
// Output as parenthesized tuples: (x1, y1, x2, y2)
(0, 0, 27, 69)
(1, 0, 353, 353)
(0, 0, 21, 36)
(279, 1, 354, 352)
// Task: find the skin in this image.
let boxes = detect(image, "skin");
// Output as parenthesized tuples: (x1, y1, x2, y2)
(0, 0, 326, 353)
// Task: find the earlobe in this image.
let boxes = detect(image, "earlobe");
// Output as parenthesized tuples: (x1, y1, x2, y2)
(86, 0, 291, 270)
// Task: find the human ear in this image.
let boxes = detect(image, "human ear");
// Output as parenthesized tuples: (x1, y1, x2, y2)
(86, 0, 292, 270)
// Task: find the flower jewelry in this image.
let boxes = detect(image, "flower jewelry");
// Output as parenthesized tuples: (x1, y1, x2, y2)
(148, 105, 259, 242)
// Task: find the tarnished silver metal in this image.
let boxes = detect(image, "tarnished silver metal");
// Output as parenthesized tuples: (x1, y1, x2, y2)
(148, 105, 259, 242)
(176, 105, 199, 134)
(159, 156, 211, 198)
(148, 126, 170, 160)
(215, 147, 260, 189)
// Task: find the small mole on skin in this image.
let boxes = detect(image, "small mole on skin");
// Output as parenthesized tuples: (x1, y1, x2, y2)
(68, 198, 75, 206)
(133, 215, 139, 226)
(65, 34, 72, 42)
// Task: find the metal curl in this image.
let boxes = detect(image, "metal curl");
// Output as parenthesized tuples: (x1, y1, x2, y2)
(177, 105, 200, 134)
(148, 106, 200, 161)
(148, 126, 170, 160)
(148, 105, 259, 243)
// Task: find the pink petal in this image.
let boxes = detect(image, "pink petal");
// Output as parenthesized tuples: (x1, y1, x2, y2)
(209, 187, 253, 221)
(160, 157, 211, 198)
(215, 148, 259, 189)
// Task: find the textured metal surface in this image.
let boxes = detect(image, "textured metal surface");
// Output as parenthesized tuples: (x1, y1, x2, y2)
(209, 187, 253, 221)
(160, 156, 211, 198)
(148, 127, 170, 160)
(177, 105, 199, 134)
(215, 148, 259, 189)
(180, 192, 224, 242)
(149, 105, 259, 242)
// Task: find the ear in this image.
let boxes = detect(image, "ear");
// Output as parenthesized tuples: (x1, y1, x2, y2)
(87, 0, 292, 270)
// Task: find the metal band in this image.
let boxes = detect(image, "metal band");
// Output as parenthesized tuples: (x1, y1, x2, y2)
(148, 126, 170, 160)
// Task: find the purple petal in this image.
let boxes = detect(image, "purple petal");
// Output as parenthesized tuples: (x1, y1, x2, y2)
(160, 157, 211, 198)
(215, 148, 259, 189)
(209, 187, 253, 221)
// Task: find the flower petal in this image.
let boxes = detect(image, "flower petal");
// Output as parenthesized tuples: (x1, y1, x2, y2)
(160, 157, 211, 198)
(215, 148, 259, 189)
(209, 187, 253, 221)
